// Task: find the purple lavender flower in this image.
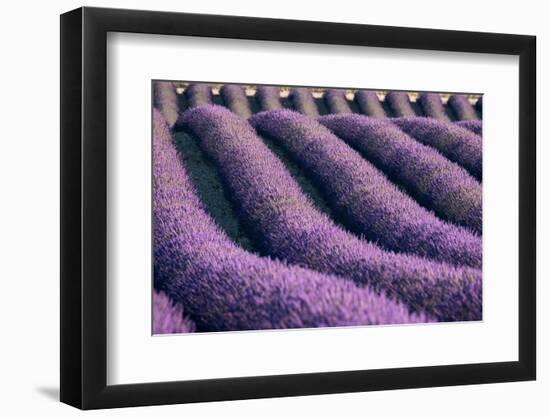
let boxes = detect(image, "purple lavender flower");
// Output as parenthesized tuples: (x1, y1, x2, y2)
(455, 120, 482, 136)
(153, 108, 425, 329)
(385, 91, 416, 117)
(182, 105, 482, 321)
(289, 87, 319, 117)
(251, 109, 482, 266)
(324, 89, 352, 114)
(256, 85, 283, 111)
(153, 290, 195, 334)
(417, 93, 450, 121)
(319, 113, 482, 234)
(355, 90, 387, 118)
(184, 83, 213, 108)
(448, 94, 479, 121)
(153, 81, 179, 129)
(220, 84, 252, 118)
(393, 116, 482, 181)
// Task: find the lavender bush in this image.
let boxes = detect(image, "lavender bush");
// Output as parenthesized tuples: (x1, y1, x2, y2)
(393, 116, 482, 181)
(319, 114, 482, 234)
(417, 93, 450, 121)
(385, 91, 416, 117)
(448, 94, 479, 121)
(256, 86, 283, 111)
(455, 120, 483, 136)
(181, 105, 482, 321)
(153, 290, 195, 334)
(355, 90, 387, 118)
(324, 89, 352, 114)
(220, 84, 252, 118)
(154, 108, 425, 329)
(289, 87, 319, 117)
(185, 83, 213, 109)
(153, 81, 179, 129)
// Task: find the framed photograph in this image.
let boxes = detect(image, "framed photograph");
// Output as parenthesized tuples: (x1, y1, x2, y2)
(60, 6, 536, 409)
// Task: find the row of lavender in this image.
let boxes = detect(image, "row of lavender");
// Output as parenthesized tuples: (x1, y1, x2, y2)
(155, 82, 482, 131)
(153, 82, 483, 333)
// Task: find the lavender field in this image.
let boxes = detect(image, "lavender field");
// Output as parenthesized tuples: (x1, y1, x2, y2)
(152, 81, 483, 334)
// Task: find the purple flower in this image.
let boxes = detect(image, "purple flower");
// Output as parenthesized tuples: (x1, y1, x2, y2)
(289, 87, 319, 117)
(417, 93, 450, 121)
(256, 86, 283, 111)
(220, 84, 252, 118)
(393, 116, 482, 181)
(448, 94, 479, 121)
(153, 108, 425, 330)
(182, 105, 482, 321)
(385, 91, 416, 117)
(319, 113, 482, 235)
(455, 120, 482, 136)
(153, 81, 179, 129)
(355, 90, 387, 118)
(324, 88, 352, 114)
(153, 290, 195, 334)
(251, 109, 482, 267)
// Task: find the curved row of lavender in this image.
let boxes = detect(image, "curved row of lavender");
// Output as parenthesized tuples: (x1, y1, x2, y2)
(154, 108, 424, 330)
(418, 93, 450, 121)
(181, 105, 482, 321)
(251, 109, 482, 267)
(324, 89, 352, 114)
(455, 120, 483, 136)
(319, 113, 482, 235)
(153, 290, 195, 334)
(174, 83, 213, 129)
(153, 81, 179, 129)
(184, 83, 213, 108)
(354, 90, 386, 118)
(220, 84, 252, 118)
(393, 117, 483, 181)
(289, 87, 320, 117)
(448, 94, 479, 121)
(256, 86, 283, 111)
(385, 91, 416, 117)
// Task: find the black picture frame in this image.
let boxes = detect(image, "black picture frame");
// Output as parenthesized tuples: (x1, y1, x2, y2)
(60, 6, 536, 410)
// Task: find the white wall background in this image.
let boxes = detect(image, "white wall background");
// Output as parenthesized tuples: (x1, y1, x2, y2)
(0, 0, 546, 415)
